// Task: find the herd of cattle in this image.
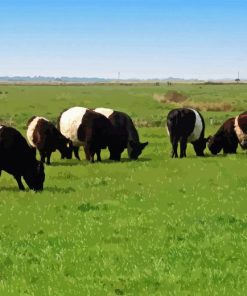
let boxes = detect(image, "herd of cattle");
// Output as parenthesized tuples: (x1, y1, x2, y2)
(0, 106, 247, 191)
(0, 107, 148, 191)
(167, 108, 247, 157)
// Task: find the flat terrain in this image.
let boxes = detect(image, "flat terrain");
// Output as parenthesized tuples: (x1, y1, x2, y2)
(0, 83, 247, 295)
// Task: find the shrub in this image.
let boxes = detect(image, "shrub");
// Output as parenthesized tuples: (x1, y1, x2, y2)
(153, 91, 187, 103)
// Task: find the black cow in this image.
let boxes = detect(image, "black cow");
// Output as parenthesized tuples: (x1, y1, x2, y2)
(208, 118, 238, 154)
(58, 107, 119, 162)
(234, 112, 247, 149)
(167, 108, 207, 158)
(94, 108, 148, 160)
(27, 116, 73, 165)
(0, 125, 45, 191)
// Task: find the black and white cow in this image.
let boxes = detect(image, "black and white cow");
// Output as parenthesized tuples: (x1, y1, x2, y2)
(208, 118, 238, 155)
(27, 116, 73, 164)
(167, 108, 207, 158)
(94, 108, 148, 160)
(0, 125, 45, 191)
(234, 112, 247, 149)
(58, 107, 119, 162)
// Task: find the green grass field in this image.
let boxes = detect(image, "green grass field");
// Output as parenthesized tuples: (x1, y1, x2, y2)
(0, 83, 247, 295)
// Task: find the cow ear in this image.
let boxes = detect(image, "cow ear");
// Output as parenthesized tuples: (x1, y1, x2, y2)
(141, 142, 148, 149)
(205, 136, 211, 143)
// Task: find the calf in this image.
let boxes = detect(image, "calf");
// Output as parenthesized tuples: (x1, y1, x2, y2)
(234, 112, 247, 149)
(94, 108, 148, 160)
(0, 125, 45, 191)
(58, 107, 118, 162)
(208, 118, 238, 154)
(27, 116, 73, 165)
(167, 108, 207, 158)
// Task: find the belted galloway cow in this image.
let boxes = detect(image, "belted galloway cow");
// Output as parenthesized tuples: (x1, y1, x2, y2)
(208, 118, 238, 154)
(167, 108, 208, 158)
(58, 107, 119, 162)
(27, 116, 73, 164)
(0, 125, 45, 191)
(234, 112, 247, 149)
(94, 107, 148, 160)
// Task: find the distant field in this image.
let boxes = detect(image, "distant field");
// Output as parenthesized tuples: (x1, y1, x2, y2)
(0, 84, 247, 295)
(1, 83, 247, 130)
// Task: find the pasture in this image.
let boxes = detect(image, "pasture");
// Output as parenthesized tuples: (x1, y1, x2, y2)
(0, 83, 247, 295)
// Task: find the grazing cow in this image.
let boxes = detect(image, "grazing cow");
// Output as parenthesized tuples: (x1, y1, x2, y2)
(0, 125, 45, 191)
(234, 112, 247, 149)
(94, 108, 148, 160)
(167, 108, 207, 158)
(27, 116, 73, 165)
(58, 107, 119, 162)
(208, 118, 238, 154)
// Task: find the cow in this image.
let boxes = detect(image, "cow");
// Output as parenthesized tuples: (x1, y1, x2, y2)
(0, 125, 45, 191)
(167, 108, 207, 158)
(208, 118, 238, 155)
(27, 116, 73, 165)
(94, 108, 148, 160)
(234, 112, 247, 149)
(57, 107, 120, 162)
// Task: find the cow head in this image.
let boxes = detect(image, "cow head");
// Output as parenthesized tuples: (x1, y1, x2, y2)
(207, 135, 223, 155)
(193, 137, 209, 156)
(24, 160, 45, 191)
(59, 138, 73, 159)
(127, 141, 148, 160)
(239, 139, 247, 149)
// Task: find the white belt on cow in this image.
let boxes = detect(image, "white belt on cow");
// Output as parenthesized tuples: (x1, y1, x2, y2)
(234, 115, 247, 147)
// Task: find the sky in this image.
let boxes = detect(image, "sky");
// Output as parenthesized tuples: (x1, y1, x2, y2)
(0, 0, 246, 79)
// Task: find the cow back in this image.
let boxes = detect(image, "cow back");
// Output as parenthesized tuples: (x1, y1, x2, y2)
(59, 107, 88, 146)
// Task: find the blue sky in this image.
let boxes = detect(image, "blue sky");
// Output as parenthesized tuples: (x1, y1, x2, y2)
(1, 0, 246, 79)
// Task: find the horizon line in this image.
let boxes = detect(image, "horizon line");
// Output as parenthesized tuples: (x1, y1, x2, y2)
(0, 75, 246, 81)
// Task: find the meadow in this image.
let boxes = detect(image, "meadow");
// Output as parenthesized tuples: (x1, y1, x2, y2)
(0, 83, 247, 295)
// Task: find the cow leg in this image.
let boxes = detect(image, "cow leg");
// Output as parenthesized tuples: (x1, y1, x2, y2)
(109, 153, 121, 161)
(90, 153, 95, 163)
(73, 146, 80, 160)
(89, 146, 95, 163)
(14, 175, 25, 190)
(180, 138, 187, 158)
(46, 151, 52, 165)
(171, 137, 178, 158)
(96, 149, 101, 162)
(83, 146, 91, 161)
(109, 148, 121, 161)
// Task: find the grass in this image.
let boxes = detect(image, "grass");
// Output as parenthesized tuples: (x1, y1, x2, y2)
(0, 83, 247, 295)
